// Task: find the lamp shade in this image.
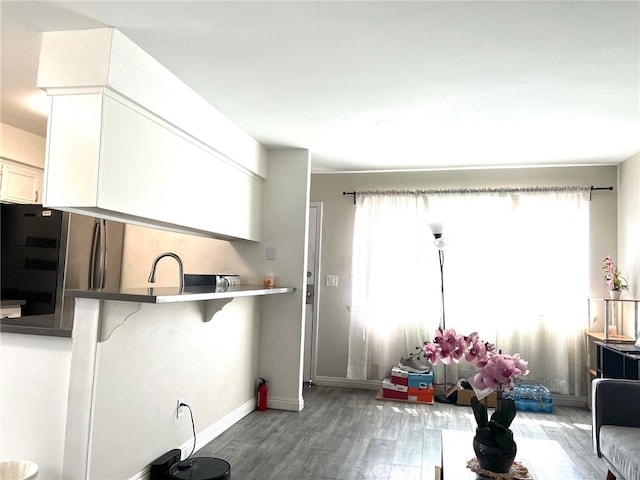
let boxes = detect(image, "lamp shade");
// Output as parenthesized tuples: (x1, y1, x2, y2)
(427, 222, 445, 237)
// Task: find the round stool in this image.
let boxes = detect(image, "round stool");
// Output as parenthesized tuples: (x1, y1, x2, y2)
(169, 457, 231, 480)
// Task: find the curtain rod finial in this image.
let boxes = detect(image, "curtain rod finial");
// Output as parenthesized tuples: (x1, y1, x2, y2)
(343, 191, 357, 205)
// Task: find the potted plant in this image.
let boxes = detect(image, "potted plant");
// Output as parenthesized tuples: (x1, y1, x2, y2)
(471, 391, 517, 473)
(602, 255, 629, 299)
(416, 329, 529, 473)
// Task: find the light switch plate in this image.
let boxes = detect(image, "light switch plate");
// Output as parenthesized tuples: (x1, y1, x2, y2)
(266, 247, 277, 260)
(326, 275, 339, 287)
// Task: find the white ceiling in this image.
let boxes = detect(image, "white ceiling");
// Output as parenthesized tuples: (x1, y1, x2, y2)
(1, 1, 639, 173)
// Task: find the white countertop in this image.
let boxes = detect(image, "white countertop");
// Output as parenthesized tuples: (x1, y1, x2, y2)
(65, 285, 295, 303)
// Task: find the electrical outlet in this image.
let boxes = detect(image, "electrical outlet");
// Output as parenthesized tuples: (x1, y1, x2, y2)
(176, 399, 185, 419)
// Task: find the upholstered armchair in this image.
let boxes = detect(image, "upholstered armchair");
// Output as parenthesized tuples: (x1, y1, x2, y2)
(592, 378, 640, 480)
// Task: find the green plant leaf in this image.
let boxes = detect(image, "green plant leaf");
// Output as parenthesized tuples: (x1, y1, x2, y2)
(471, 396, 488, 429)
(490, 398, 517, 429)
(488, 421, 515, 451)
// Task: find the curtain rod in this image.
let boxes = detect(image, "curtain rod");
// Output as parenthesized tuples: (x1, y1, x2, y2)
(342, 185, 613, 205)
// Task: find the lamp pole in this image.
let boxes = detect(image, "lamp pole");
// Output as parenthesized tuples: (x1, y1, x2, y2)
(431, 229, 455, 404)
(438, 248, 445, 332)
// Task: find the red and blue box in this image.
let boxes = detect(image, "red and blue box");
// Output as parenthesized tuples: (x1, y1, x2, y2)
(408, 385, 434, 403)
(408, 372, 433, 389)
(391, 366, 409, 386)
(382, 378, 408, 400)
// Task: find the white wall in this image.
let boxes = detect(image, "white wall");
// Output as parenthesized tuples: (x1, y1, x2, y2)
(0, 122, 46, 168)
(85, 298, 260, 478)
(0, 333, 71, 478)
(310, 165, 620, 378)
(618, 153, 640, 336)
(234, 148, 312, 410)
(119, 225, 240, 288)
(119, 148, 312, 412)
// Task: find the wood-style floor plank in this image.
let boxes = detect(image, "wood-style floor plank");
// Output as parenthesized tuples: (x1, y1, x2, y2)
(196, 386, 608, 480)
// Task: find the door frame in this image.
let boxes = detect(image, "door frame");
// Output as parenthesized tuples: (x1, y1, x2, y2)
(305, 201, 323, 385)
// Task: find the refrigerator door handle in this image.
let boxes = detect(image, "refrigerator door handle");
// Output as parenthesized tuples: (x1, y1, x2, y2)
(89, 220, 99, 288)
(89, 219, 107, 289)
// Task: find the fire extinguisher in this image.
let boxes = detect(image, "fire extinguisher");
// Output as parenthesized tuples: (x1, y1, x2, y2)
(257, 377, 268, 411)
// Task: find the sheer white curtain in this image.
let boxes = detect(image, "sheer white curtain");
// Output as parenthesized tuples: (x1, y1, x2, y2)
(347, 194, 436, 380)
(347, 188, 590, 396)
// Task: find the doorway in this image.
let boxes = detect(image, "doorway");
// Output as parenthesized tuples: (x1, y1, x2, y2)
(303, 202, 322, 385)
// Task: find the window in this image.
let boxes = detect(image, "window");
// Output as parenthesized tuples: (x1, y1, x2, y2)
(347, 187, 589, 396)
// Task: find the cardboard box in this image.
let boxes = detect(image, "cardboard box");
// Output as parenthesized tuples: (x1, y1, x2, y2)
(408, 372, 434, 388)
(391, 366, 409, 386)
(382, 378, 408, 400)
(456, 388, 497, 408)
(408, 386, 434, 403)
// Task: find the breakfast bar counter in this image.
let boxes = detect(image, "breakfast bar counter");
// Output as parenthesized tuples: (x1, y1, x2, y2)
(66, 285, 295, 304)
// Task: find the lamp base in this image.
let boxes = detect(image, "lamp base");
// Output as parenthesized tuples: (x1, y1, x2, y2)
(435, 384, 457, 404)
(434, 394, 456, 404)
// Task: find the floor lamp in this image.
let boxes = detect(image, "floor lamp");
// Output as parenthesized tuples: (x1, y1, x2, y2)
(429, 223, 455, 404)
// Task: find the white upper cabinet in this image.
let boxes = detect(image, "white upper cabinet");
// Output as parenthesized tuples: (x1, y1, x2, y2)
(0, 160, 43, 204)
(38, 28, 268, 241)
(0, 123, 46, 204)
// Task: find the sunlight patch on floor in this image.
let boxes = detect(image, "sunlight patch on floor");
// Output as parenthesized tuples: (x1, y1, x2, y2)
(573, 423, 591, 431)
(518, 417, 591, 432)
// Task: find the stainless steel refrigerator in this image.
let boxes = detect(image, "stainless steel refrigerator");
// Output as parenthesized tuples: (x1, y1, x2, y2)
(1, 204, 124, 331)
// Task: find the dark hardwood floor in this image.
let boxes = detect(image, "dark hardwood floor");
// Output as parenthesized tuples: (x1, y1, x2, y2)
(197, 386, 608, 480)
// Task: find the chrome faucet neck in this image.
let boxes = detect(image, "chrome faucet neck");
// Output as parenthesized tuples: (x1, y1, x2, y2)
(148, 252, 184, 288)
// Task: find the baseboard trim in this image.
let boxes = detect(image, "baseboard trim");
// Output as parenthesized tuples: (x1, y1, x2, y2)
(552, 393, 588, 408)
(268, 395, 304, 411)
(314, 376, 380, 390)
(183, 398, 256, 456)
(130, 469, 147, 480)
(129, 398, 256, 480)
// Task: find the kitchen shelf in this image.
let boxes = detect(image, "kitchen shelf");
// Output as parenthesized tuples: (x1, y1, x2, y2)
(65, 285, 295, 304)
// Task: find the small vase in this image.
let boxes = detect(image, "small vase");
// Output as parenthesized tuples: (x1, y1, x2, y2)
(473, 429, 517, 474)
(609, 290, 622, 300)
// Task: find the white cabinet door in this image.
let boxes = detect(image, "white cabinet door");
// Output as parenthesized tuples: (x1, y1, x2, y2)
(0, 161, 43, 204)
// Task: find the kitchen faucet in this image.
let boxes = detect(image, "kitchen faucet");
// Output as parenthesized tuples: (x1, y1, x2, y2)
(148, 252, 184, 289)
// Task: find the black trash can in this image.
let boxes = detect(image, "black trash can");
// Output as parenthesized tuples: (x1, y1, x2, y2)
(169, 457, 231, 480)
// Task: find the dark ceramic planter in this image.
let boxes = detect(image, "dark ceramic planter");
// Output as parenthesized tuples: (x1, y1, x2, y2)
(472, 430, 517, 474)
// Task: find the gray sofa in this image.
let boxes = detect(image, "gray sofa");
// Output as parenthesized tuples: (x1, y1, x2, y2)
(592, 378, 640, 480)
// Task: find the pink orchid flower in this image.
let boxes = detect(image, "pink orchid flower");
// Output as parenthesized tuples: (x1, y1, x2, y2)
(421, 342, 439, 365)
(463, 332, 487, 364)
(419, 329, 529, 391)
